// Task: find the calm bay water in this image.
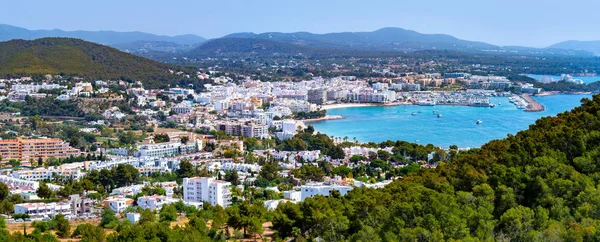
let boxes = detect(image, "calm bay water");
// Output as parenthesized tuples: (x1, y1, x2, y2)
(527, 74, 600, 84)
(311, 95, 592, 148)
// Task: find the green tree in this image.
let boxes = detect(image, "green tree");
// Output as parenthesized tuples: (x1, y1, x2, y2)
(177, 159, 196, 178)
(71, 223, 105, 242)
(0, 183, 8, 201)
(180, 136, 189, 144)
(8, 159, 20, 168)
(36, 182, 54, 199)
(53, 214, 71, 238)
(259, 162, 279, 181)
(100, 207, 118, 228)
(153, 133, 170, 143)
(224, 170, 240, 185)
(138, 209, 156, 225)
(159, 204, 178, 222)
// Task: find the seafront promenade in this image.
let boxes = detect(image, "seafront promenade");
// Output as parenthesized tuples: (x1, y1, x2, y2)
(523, 94, 545, 112)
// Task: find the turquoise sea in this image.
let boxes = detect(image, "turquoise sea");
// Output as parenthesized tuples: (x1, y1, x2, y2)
(311, 95, 592, 148)
(527, 74, 600, 84)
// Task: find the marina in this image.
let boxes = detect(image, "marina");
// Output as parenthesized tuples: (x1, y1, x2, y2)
(401, 90, 510, 108)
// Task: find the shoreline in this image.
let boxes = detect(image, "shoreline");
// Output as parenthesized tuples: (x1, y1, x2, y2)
(320, 102, 411, 110)
(536, 91, 593, 96)
(297, 115, 343, 129)
(300, 115, 343, 123)
(522, 94, 545, 112)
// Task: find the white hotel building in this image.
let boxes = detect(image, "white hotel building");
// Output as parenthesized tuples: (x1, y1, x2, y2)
(14, 202, 72, 218)
(183, 177, 232, 208)
(137, 195, 178, 211)
(136, 140, 201, 158)
(299, 183, 354, 202)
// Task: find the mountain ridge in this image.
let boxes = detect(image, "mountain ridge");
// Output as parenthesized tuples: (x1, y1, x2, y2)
(221, 27, 497, 52)
(0, 24, 206, 46)
(548, 40, 600, 55)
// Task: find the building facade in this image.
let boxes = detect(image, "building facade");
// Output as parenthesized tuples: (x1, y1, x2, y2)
(183, 177, 232, 208)
(0, 138, 81, 162)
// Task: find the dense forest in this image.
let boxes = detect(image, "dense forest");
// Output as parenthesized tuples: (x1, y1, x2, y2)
(0, 38, 194, 89)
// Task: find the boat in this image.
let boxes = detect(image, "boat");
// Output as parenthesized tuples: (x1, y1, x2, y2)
(476, 120, 483, 124)
(490, 104, 496, 108)
(411, 112, 417, 115)
(437, 114, 442, 118)
(498, 103, 502, 106)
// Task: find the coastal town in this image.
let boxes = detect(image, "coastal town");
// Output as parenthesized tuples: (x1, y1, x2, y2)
(0, 70, 557, 229)
(4, 1, 600, 240)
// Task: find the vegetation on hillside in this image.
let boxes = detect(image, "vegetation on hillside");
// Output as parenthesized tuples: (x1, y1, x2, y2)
(0, 38, 194, 88)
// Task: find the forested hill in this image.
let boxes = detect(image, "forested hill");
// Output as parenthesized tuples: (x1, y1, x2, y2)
(268, 94, 600, 241)
(0, 38, 193, 88)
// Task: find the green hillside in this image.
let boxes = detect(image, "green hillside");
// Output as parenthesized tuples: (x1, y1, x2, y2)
(265, 95, 600, 241)
(0, 38, 192, 88)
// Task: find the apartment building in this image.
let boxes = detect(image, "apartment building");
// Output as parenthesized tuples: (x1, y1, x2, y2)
(14, 202, 72, 218)
(135, 140, 200, 158)
(68, 194, 94, 215)
(104, 197, 134, 213)
(300, 183, 354, 202)
(171, 102, 193, 114)
(183, 177, 232, 208)
(307, 88, 327, 105)
(137, 195, 178, 211)
(0, 138, 81, 162)
(11, 167, 84, 181)
(216, 120, 268, 138)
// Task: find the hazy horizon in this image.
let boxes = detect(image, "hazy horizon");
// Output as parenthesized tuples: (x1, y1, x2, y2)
(4, 0, 600, 47)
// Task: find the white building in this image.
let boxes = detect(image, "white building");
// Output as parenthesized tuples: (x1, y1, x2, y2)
(136, 139, 201, 158)
(137, 195, 178, 211)
(171, 102, 193, 114)
(282, 120, 298, 133)
(14, 202, 72, 218)
(300, 183, 354, 202)
(105, 197, 133, 213)
(183, 177, 232, 208)
(11, 167, 84, 182)
(127, 212, 140, 224)
(283, 190, 301, 202)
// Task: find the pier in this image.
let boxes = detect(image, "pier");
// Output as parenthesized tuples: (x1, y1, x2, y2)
(522, 94, 545, 112)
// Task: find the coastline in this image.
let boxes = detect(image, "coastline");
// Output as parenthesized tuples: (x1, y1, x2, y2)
(301, 115, 343, 123)
(297, 115, 343, 129)
(522, 94, 545, 112)
(536, 91, 593, 96)
(320, 102, 411, 110)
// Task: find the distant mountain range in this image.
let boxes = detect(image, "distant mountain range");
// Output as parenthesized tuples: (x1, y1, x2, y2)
(223, 27, 496, 52)
(0, 24, 206, 53)
(1, 24, 600, 59)
(187, 28, 592, 58)
(548, 40, 600, 55)
(0, 38, 190, 88)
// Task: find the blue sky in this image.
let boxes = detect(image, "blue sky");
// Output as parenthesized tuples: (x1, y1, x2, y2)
(3, 0, 599, 47)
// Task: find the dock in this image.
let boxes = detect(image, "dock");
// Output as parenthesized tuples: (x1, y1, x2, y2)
(522, 94, 545, 112)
